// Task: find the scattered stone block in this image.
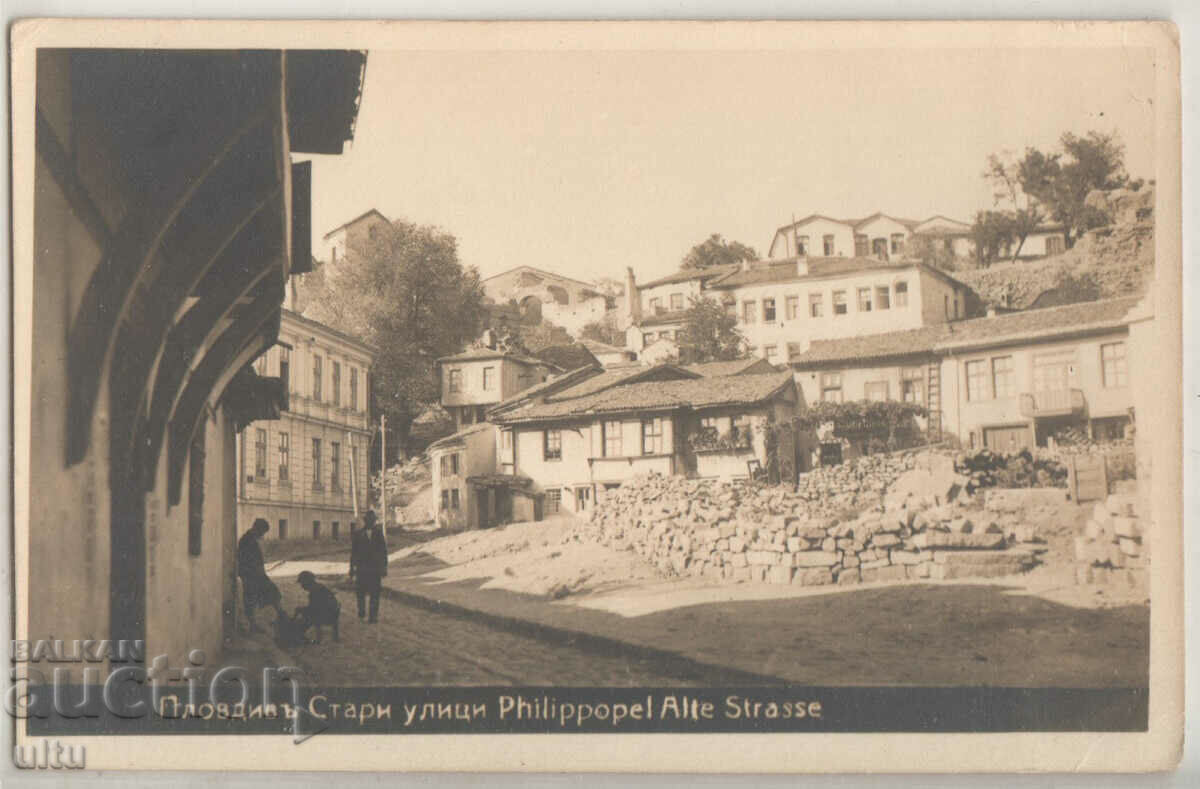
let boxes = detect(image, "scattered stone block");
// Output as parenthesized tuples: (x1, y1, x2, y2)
(889, 549, 923, 565)
(862, 564, 907, 583)
(793, 550, 840, 568)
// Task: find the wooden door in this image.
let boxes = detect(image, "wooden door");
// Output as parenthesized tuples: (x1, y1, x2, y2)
(983, 425, 1031, 452)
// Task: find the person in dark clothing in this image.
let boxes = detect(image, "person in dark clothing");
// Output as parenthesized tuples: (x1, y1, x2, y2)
(293, 571, 340, 643)
(237, 518, 284, 633)
(350, 511, 388, 623)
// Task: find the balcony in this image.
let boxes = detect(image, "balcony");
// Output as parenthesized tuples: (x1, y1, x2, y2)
(1019, 389, 1084, 418)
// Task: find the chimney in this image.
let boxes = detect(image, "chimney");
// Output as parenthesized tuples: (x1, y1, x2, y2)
(624, 266, 641, 327)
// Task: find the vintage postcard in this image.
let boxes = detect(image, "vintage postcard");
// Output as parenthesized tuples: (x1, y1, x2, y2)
(7, 19, 1182, 773)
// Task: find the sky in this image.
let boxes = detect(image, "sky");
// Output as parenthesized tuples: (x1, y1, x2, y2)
(304, 46, 1157, 286)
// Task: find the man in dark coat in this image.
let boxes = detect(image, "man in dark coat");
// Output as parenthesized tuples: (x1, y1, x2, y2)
(293, 571, 340, 643)
(350, 511, 388, 623)
(237, 518, 284, 633)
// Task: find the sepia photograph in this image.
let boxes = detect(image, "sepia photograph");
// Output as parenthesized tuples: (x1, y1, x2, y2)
(8, 19, 1182, 773)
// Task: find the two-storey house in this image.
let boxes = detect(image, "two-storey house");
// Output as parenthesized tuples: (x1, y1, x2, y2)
(236, 309, 375, 541)
(437, 343, 560, 430)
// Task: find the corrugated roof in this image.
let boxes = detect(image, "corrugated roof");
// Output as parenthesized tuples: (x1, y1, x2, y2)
(495, 371, 795, 423)
(789, 296, 1140, 367)
(638, 263, 741, 290)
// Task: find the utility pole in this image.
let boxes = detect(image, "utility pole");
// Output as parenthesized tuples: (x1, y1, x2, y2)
(379, 413, 387, 527)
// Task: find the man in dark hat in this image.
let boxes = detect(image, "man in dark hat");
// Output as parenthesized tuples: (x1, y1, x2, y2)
(293, 571, 340, 643)
(237, 518, 284, 633)
(350, 510, 388, 623)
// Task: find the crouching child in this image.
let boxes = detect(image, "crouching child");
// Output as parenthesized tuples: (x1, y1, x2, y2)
(293, 571, 340, 643)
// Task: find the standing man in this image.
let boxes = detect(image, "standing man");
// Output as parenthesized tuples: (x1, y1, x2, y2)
(350, 511, 388, 623)
(237, 518, 284, 633)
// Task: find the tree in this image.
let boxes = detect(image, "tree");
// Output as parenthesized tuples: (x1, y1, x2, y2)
(970, 210, 1017, 266)
(1016, 131, 1134, 247)
(675, 296, 746, 364)
(680, 233, 759, 271)
(516, 319, 571, 352)
(299, 219, 485, 461)
(904, 234, 960, 272)
(984, 151, 1043, 261)
(580, 319, 626, 347)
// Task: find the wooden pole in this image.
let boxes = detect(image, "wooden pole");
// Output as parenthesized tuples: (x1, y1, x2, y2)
(347, 430, 359, 520)
(380, 413, 387, 526)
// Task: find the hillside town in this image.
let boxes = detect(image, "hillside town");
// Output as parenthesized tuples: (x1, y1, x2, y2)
(24, 45, 1158, 693)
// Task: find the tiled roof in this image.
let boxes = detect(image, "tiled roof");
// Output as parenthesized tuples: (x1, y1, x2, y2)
(638, 263, 741, 290)
(495, 371, 795, 423)
(789, 296, 1140, 367)
(790, 325, 948, 366)
(428, 422, 493, 451)
(580, 338, 629, 355)
(684, 358, 776, 377)
(710, 257, 910, 289)
(436, 347, 550, 367)
(489, 364, 604, 413)
(534, 344, 599, 371)
(934, 295, 1139, 351)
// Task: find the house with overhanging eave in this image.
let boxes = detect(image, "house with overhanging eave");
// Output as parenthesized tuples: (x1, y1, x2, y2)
(789, 295, 1141, 453)
(488, 363, 802, 515)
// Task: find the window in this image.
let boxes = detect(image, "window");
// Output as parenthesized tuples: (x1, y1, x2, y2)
(809, 293, 823, 318)
(901, 367, 924, 404)
(742, 300, 756, 324)
(312, 355, 322, 401)
(450, 489, 460, 510)
(890, 233, 905, 254)
(894, 281, 909, 307)
(965, 359, 988, 401)
(441, 490, 449, 510)
(312, 438, 322, 490)
(278, 519, 288, 540)
(604, 420, 622, 457)
(278, 432, 289, 481)
(1101, 343, 1128, 387)
(313, 521, 321, 539)
(448, 369, 462, 393)
(670, 292, 684, 311)
(254, 428, 267, 478)
(1033, 350, 1074, 392)
(857, 287, 872, 312)
(482, 366, 495, 391)
(785, 295, 799, 320)
(575, 487, 591, 511)
(731, 414, 752, 444)
(349, 367, 358, 411)
(332, 361, 341, 406)
(762, 297, 776, 322)
(544, 429, 562, 461)
(441, 453, 460, 476)
(279, 347, 290, 390)
(876, 286, 890, 310)
(649, 297, 662, 314)
(786, 342, 802, 361)
(991, 356, 1015, 398)
(820, 372, 843, 402)
(1046, 235, 1065, 255)
(865, 381, 889, 402)
(332, 522, 340, 540)
(796, 235, 809, 255)
(832, 290, 847, 316)
(854, 234, 869, 256)
(188, 432, 204, 557)
(546, 489, 562, 514)
(331, 442, 341, 491)
(764, 345, 778, 363)
(645, 332, 657, 344)
(461, 406, 474, 426)
(642, 417, 664, 455)
(823, 234, 835, 256)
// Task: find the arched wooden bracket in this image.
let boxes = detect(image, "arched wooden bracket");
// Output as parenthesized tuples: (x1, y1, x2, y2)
(165, 284, 283, 506)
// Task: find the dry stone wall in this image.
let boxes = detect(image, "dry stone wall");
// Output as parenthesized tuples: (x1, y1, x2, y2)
(583, 462, 1046, 588)
(1074, 492, 1148, 587)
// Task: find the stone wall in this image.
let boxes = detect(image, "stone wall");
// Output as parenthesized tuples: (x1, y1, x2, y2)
(1073, 491, 1148, 587)
(583, 464, 1045, 588)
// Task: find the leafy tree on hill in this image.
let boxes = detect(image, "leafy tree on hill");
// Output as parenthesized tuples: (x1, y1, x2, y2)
(1016, 131, 1140, 248)
(680, 233, 759, 271)
(984, 151, 1044, 261)
(970, 210, 1017, 266)
(675, 296, 746, 364)
(299, 219, 485, 462)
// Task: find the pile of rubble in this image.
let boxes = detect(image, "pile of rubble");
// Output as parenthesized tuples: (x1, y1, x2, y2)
(794, 451, 923, 515)
(1073, 493, 1148, 587)
(581, 464, 1047, 588)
